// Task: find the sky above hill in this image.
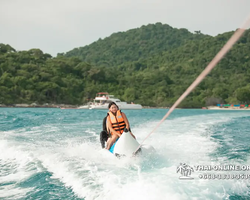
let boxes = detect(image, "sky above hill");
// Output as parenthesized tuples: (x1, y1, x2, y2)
(1, 0, 250, 56)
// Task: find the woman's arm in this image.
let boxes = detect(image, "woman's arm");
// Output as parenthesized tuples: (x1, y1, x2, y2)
(107, 116, 121, 137)
(121, 113, 136, 139)
(121, 112, 130, 130)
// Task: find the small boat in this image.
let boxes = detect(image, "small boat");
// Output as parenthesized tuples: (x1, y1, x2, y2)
(77, 102, 92, 109)
(60, 108, 77, 109)
(77, 104, 90, 109)
(90, 92, 142, 110)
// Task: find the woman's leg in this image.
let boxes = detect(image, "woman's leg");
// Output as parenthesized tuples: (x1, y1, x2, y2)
(106, 134, 119, 150)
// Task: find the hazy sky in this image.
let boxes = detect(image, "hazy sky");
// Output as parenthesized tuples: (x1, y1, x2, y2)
(1, 0, 250, 56)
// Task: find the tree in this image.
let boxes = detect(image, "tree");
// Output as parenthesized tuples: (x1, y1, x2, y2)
(0, 44, 16, 54)
(236, 87, 250, 104)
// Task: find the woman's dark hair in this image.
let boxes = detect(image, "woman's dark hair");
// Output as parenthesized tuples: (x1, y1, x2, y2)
(108, 102, 118, 109)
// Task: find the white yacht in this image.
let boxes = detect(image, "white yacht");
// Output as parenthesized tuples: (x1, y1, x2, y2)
(89, 92, 142, 110)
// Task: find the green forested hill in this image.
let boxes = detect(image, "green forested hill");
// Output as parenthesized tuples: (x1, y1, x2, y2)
(1, 23, 250, 107)
(113, 29, 250, 106)
(62, 23, 210, 67)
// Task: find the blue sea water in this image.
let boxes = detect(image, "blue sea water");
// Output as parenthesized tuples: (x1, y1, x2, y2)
(1, 108, 250, 200)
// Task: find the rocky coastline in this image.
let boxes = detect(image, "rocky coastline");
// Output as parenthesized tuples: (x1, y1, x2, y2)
(0, 103, 78, 108)
(2, 104, 249, 110)
(207, 106, 250, 110)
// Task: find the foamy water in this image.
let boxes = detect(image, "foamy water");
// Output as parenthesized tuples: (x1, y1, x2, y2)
(1, 108, 250, 199)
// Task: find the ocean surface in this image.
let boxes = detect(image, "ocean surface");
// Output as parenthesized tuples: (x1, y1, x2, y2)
(1, 108, 250, 200)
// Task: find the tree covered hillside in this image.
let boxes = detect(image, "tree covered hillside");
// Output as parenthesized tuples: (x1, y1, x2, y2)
(114, 30, 250, 107)
(1, 23, 250, 107)
(62, 23, 210, 67)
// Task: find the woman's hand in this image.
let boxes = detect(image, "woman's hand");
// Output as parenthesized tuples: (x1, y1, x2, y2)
(124, 127, 129, 132)
(130, 132, 136, 139)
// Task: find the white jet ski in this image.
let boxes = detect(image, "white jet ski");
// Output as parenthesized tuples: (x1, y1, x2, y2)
(99, 116, 155, 157)
(109, 131, 155, 157)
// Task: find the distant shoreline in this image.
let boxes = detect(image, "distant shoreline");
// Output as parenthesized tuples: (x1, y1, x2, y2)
(207, 106, 250, 110)
(0, 104, 181, 109)
(0, 104, 75, 108)
(0, 104, 169, 109)
(1, 104, 250, 110)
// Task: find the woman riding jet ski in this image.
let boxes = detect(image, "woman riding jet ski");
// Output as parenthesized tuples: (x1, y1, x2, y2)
(99, 102, 156, 157)
(100, 102, 135, 150)
(100, 116, 132, 149)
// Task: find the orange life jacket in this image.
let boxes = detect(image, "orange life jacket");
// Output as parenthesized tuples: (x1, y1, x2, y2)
(107, 110, 126, 135)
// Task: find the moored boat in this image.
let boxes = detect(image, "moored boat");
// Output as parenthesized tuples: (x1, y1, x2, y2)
(77, 104, 90, 109)
(89, 92, 142, 110)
